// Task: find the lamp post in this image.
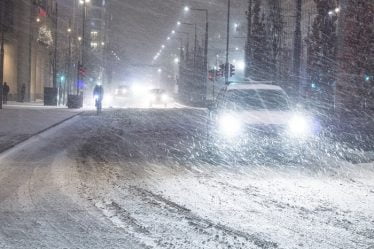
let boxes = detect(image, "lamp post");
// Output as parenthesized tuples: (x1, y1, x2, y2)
(225, 0, 231, 85)
(77, 0, 88, 95)
(53, 2, 58, 90)
(67, 24, 72, 95)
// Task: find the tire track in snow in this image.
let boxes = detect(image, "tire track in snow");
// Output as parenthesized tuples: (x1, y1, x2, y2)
(130, 186, 279, 249)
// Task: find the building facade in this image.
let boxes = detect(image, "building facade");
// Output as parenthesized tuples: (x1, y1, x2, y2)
(1, 0, 57, 102)
(84, 0, 109, 88)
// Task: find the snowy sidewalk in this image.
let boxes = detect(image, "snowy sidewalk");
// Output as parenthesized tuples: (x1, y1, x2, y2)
(0, 102, 81, 153)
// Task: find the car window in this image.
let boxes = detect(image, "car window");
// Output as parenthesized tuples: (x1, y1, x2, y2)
(223, 89, 289, 111)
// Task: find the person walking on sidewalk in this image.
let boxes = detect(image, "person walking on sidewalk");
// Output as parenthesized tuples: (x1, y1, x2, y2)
(3, 82, 9, 104)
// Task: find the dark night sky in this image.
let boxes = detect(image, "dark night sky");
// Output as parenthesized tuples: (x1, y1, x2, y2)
(110, 0, 247, 73)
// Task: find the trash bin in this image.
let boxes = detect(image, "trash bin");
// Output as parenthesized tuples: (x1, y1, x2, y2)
(44, 87, 58, 106)
(67, 94, 83, 109)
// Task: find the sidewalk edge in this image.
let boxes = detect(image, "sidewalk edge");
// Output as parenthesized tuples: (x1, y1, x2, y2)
(0, 112, 83, 155)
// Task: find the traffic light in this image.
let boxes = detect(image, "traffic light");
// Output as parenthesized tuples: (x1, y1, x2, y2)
(230, 64, 235, 77)
(216, 64, 225, 78)
(78, 64, 86, 77)
(208, 69, 215, 81)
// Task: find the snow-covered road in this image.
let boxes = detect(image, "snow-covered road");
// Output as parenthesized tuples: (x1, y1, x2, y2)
(0, 109, 373, 249)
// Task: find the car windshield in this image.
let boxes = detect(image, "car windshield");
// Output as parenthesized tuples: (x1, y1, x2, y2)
(150, 89, 165, 95)
(224, 89, 290, 111)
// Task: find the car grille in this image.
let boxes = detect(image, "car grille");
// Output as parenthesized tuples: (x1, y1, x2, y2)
(245, 124, 287, 137)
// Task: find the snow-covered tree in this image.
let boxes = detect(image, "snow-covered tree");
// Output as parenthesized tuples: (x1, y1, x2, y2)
(306, 0, 338, 108)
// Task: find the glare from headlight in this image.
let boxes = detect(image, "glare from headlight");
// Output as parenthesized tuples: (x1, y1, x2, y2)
(149, 94, 156, 101)
(288, 115, 311, 137)
(103, 94, 113, 106)
(121, 88, 127, 94)
(218, 114, 242, 138)
(132, 85, 147, 96)
(161, 94, 169, 102)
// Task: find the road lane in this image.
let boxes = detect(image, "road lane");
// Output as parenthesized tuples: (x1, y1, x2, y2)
(0, 108, 373, 249)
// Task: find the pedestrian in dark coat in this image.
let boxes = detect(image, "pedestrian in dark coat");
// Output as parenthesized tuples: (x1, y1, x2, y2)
(3, 82, 10, 104)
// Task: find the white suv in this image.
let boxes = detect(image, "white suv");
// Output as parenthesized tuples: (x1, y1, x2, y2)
(208, 83, 319, 155)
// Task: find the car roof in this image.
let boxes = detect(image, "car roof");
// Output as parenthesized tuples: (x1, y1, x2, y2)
(227, 83, 283, 91)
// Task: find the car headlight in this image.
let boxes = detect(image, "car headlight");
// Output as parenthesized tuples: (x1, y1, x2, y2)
(218, 114, 242, 138)
(287, 115, 312, 138)
(161, 94, 169, 102)
(149, 94, 156, 101)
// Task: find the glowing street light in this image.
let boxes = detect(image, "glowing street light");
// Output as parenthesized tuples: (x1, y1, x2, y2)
(158, 68, 162, 73)
(67, 28, 72, 33)
(78, 36, 82, 41)
(161, 44, 165, 49)
(335, 7, 340, 13)
(79, 0, 90, 4)
(36, 17, 41, 22)
(174, 57, 180, 64)
(177, 21, 181, 26)
(184, 6, 190, 12)
(171, 30, 175, 34)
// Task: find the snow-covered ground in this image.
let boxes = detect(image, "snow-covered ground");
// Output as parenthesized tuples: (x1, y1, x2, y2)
(0, 103, 80, 152)
(0, 108, 373, 249)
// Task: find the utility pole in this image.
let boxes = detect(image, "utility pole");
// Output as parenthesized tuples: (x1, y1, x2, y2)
(225, 0, 231, 85)
(204, 10, 209, 82)
(0, 0, 5, 109)
(293, 0, 302, 97)
(53, 2, 58, 90)
(77, 0, 87, 95)
(67, 20, 72, 95)
(245, 0, 252, 78)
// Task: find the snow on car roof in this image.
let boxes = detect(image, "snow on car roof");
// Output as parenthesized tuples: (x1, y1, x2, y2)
(227, 83, 283, 91)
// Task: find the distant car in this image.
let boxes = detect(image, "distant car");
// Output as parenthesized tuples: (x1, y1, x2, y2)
(208, 82, 319, 157)
(113, 86, 131, 106)
(148, 89, 170, 107)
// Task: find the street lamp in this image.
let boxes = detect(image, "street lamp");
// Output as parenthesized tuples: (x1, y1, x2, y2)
(184, 6, 190, 12)
(158, 68, 162, 73)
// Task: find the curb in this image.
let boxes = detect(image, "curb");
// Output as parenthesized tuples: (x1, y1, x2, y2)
(0, 111, 83, 155)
